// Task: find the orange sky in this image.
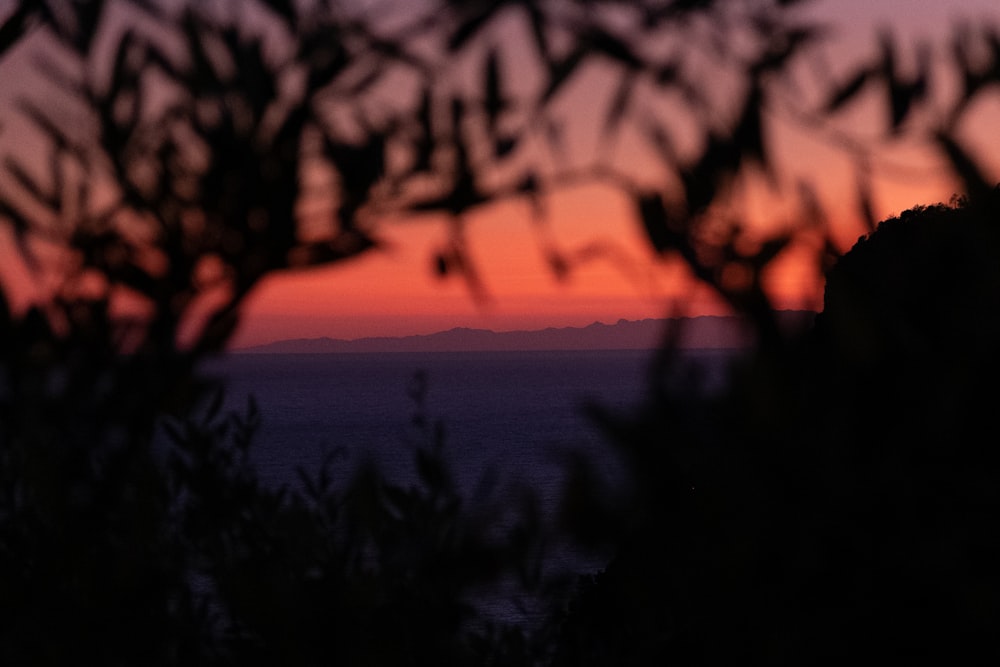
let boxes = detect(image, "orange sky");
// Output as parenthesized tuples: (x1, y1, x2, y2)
(230, 170, 968, 347)
(1, 1, 998, 348)
(230, 0, 1000, 347)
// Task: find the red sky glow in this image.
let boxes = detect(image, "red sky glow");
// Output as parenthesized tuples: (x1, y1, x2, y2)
(227, 0, 1000, 347)
(2, 0, 999, 349)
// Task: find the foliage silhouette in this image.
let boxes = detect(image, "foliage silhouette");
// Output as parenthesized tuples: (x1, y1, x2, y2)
(1, 0, 999, 664)
(555, 194, 1000, 665)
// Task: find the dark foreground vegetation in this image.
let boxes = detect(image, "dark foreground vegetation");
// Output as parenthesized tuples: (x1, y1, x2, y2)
(560, 194, 1000, 665)
(1, 1, 999, 664)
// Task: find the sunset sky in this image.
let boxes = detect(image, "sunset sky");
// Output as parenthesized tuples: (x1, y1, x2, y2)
(1, 1, 999, 348)
(229, 0, 1000, 348)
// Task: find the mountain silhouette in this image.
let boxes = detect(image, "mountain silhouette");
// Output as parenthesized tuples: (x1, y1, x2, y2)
(236, 312, 815, 354)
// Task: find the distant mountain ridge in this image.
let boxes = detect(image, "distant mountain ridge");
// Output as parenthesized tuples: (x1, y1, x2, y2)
(237, 311, 816, 354)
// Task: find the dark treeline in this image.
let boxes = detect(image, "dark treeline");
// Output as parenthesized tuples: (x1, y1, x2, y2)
(1, 1, 999, 664)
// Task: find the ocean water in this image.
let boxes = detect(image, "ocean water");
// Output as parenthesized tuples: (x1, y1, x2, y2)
(199, 348, 736, 626)
(204, 350, 662, 494)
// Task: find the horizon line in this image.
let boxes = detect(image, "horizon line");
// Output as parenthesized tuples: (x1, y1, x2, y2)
(233, 310, 818, 354)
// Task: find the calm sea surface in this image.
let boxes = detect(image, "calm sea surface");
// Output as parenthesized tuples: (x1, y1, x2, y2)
(200, 348, 735, 625)
(204, 350, 664, 495)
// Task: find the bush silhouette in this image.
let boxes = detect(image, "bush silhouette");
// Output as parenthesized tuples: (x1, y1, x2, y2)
(554, 194, 1000, 664)
(814, 195, 1000, 423)
(800, 195, 1000, 661)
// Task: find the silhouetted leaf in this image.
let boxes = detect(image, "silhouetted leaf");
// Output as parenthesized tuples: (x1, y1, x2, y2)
(316, 448, 337, 495)
(825, 67, 875, 112)
(193, 307, 240, 355)
(541, 48, 585, 103)
(882, 39, 930, 130)
(302, 28, 348, 92)
(261, 0, 296, 23)
(546, 248, 569, 280)
(434, 252, 450, 276)
(524, 2, 549, 62)
(362, 32, 427, 73)
(494, 135, 517, 158)
(937, 132, 994, 204)
(181, 10, 222, 93)
(411, 140, 486, 216)
(0, 199, 39, 271)
(0, 2, 34, 56)
(343, 65, 382, 95)
(416, 448, 451, 492)
(636, 193, 674, 253)
(755, 26, 825, 75)
(246, 394, 259, 428)
(0, 280, 9, 329)
(950, 25, 987, 108)
(297, 466, 321, 502)
(227, 33, 275, 123)
(655, 60, 679, 85)
(601, 70, 635, 145)
(205, 386, 224, 421)
(16, 101, 82, 160)
(108, 28, 140, 95)
(67, 0, 106, 52)
(681, 135, 730, 214)
(114, 263, 160, 297)
(322, 133, 386, 203)
(732, 83, 767, 173)
(749, 234, 791, 270)
(642, 115, 678, 167)
(288, 233, 378, 267)
(855, 169, 877, 232)
(408, 87, 435, 172)
(162, 417, 187, 446)
(544, 117, 565, 156)
(516, 172, 538, 197)
(483, 48, 503, 131)
(447, 0, 503, 51)
(449, 96, 466, 143)
(583, 26, 642, 70)
(4, 158, 54, 209)
(797, 180, 828, 230)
